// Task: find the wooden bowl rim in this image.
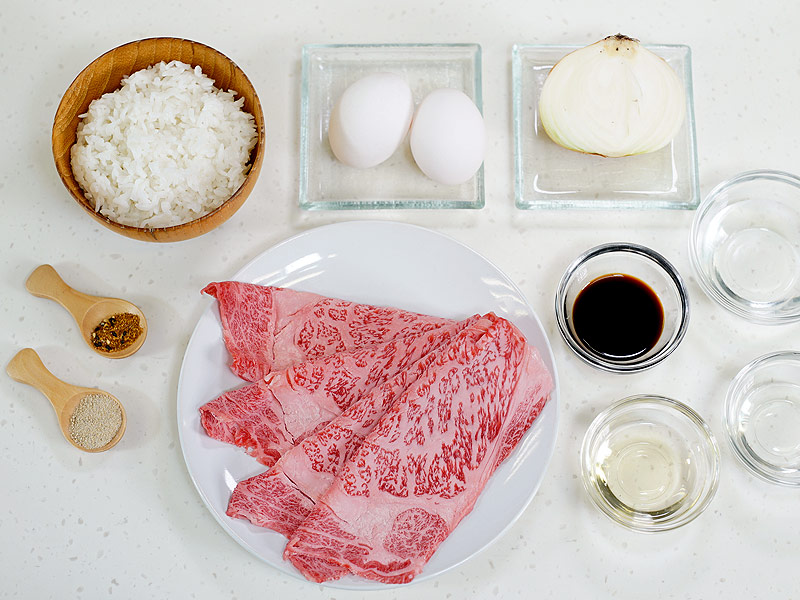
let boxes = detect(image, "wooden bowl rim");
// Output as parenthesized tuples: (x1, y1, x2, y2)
(52, 36, 265, 239)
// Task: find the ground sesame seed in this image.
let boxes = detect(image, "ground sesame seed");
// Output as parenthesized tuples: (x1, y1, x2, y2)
(68, 393, 123, 450)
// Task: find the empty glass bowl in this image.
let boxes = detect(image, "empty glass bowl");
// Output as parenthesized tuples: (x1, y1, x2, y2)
(725, 351, 800, 486)
(555, 243, 690, 373)
(690, 170, 800, 324)
(581, 395, 721, 532)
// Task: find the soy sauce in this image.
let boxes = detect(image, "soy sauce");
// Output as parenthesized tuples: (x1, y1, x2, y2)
(572, 274, 664, 361)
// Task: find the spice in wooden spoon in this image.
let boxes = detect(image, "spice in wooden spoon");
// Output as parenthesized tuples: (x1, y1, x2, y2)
(25, 264, 147, 358)
(6, 348, 126, 452)
(68, 392, 124, 450)
(90, 313, 143, 353)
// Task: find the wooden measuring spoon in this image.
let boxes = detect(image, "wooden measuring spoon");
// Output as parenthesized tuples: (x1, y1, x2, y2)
(6, 348, 126, 452)
(26, 264, 147, 359)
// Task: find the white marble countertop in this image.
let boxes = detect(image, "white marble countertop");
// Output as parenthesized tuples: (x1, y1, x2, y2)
(2, 0, 799, 597)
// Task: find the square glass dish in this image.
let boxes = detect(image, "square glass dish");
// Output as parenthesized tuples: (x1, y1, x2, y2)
(512, 43, 699, 210)
(300, 43, 484, 210)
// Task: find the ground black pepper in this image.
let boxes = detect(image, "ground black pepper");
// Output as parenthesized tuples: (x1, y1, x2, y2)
(91, 312, 142, 352)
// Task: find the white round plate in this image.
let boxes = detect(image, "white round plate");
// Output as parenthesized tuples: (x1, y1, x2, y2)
(177, 221, 559, 589)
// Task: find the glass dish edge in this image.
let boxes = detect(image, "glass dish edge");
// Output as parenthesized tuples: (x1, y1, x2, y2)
(299, 43, 485, 211)
(512, 42, 700, 211)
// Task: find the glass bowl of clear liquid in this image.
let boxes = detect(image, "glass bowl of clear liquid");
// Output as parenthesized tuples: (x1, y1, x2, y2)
(726, 351, 800, 486)
(690, 170, 800, 324)
(581, 395, 720, 532)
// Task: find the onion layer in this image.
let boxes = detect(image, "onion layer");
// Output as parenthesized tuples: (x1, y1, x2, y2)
(538, 34, 686, 158)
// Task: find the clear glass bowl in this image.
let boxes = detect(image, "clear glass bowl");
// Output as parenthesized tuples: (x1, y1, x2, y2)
(299, 43, 484, 210)
(725, 351, 800, 486)
(555, 243, 690, 373)
(581, 395, 720, 532)
(512, 43, 699, 210)
(690, 170, 800, 324)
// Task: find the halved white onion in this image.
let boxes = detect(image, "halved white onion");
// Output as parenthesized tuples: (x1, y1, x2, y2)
(538, 34, 686, 158)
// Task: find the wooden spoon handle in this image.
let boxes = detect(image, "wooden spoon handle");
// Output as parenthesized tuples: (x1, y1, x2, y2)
(6, 348, 78, 414)
(26, 264, 98, 322)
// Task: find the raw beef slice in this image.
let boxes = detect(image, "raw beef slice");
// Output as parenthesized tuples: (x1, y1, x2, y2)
(200, 319, 466, 466)
(284, 316, 553, 584)
(204, 282, 452, 381)
(226, 315, 496, 535)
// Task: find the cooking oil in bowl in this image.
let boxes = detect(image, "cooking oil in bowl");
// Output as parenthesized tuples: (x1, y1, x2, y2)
(589, 424, 690, 519)
(581, 395, 720, 532)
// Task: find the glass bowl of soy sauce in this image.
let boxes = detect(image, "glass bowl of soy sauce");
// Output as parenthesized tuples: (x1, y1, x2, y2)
(555, 242, 690, 373)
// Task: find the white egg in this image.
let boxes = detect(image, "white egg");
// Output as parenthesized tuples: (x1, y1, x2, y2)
(409, 89, 485, 185)
(328, 73, 414, 169)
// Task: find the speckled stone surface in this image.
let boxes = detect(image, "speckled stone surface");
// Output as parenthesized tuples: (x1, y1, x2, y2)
(2, 1, 800, 598)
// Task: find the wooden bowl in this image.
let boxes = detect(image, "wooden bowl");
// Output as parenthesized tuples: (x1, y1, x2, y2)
(52, 38, 265, 243)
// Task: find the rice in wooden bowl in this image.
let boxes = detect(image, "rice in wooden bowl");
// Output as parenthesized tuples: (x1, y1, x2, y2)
(52, 38, 265, 242)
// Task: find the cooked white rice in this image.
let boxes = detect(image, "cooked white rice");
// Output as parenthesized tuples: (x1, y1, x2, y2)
(70, 60, 257, 228)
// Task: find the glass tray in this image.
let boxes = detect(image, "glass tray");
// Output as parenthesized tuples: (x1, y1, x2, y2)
(300, 43, 484, 210)
(512, 43, 700, 210)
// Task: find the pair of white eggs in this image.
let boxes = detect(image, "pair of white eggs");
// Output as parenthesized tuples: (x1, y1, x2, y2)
(328, 73, 485, 186)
